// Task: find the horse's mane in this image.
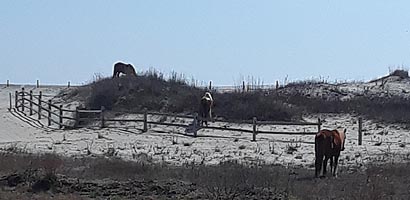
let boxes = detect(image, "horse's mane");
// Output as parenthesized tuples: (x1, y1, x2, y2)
(203, 92, 213, 101)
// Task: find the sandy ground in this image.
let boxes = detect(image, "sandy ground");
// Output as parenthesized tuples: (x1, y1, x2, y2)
(1, 84, 410, 171)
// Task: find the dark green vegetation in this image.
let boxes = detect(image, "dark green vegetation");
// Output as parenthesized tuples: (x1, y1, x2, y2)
(0, 151, 409, 199)
(65, 69, 410, 124)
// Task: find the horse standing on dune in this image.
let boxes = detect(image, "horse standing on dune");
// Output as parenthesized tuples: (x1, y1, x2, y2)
(199, 92, 214, 126)
(315, 128, 347, 178)
(112, 62, 137, 78)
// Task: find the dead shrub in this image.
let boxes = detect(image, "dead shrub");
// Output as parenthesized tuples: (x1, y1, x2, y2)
(0, 152, 409, 199)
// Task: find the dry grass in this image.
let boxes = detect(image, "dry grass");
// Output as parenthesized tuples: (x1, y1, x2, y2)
(70, 70, 301, 122)
(66, 69, 410, 124)
(277, 89, 410, 124)
(0, 151, 409, 199)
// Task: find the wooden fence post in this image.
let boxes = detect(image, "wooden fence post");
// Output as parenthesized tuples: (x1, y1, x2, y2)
(317, 118, 321, 132)
(209, 81, 212, 91)
(68, 81, 70, 88)
(252, 117, 257, 141)
(29, 90, 33, 115)
(100, 106, 105, 128)
(59, 105, 63, 129)
(15, 91, 18, 110)
(21, 87, 25, 112)
(6, 80, 9, 87)
(36, 80, 40, 88)
(358, 117, 362, 145)
(276, 80, 279, 90)
(9, 93, 12, 111)
(143, 108, 148, 132)
(242, 81, 245, 93)
(48, 100, 52, 126)
(74, 106, 79, 128)
(194, 113, 198, 137)
(38, 91, 42, 119)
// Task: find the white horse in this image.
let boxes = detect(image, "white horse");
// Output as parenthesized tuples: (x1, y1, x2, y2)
(199, 92, 213, 126)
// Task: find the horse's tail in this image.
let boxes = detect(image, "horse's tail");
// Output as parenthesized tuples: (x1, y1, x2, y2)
(199, 98, 208, 118)
(314, 132, 324, 154)
(113, 65, 118, 78)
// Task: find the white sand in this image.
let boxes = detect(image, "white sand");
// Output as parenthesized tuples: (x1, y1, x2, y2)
(1, 82, 409, 170)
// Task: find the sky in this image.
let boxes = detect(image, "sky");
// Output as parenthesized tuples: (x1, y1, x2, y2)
(1, 1, 410, 86)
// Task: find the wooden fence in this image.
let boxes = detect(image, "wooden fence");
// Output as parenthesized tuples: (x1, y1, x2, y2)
(11, 88, 323, 141)
(12, 88, 76, 129)
(208, 81, 280, 93)
(4, 79, 280, 94)
(4, 79, 72, 88)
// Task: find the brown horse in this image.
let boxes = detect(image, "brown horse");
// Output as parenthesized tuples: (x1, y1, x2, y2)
(315, 128, 346, 178)
(112, 62, 137, 78)
(198, 92, 213, 126)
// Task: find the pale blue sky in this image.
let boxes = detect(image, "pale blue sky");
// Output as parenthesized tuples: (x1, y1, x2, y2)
(1, 1, 410, 85)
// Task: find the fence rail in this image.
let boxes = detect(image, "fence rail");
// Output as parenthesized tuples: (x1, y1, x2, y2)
(11, 87, 323, 141)
(12, 89, 68, 129)
(209, 81, 280, 93)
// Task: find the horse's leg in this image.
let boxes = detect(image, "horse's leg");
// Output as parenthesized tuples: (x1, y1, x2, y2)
(209, 108, 213, 123)
(315, 154, 323, 178)
(198, 109, 203, 127)
(202, 112, 206, 126)
(333, 154, 339, 177)
(206, 106, 211, 126)
(330, 155, 334, 175)
(323, 156, 329, 176)
(315, 137, 323, 178)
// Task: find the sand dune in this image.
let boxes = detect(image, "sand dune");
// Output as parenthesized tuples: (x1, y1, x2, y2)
(1, 83, 410, 171)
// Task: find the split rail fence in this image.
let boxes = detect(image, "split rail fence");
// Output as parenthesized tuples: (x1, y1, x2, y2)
(10, 88, 327, 142)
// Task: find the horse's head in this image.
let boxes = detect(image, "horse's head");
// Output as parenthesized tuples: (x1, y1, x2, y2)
(340, 128, 347, 151)
(203, 92, 213, 102)
(127, 64, 137, 76)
